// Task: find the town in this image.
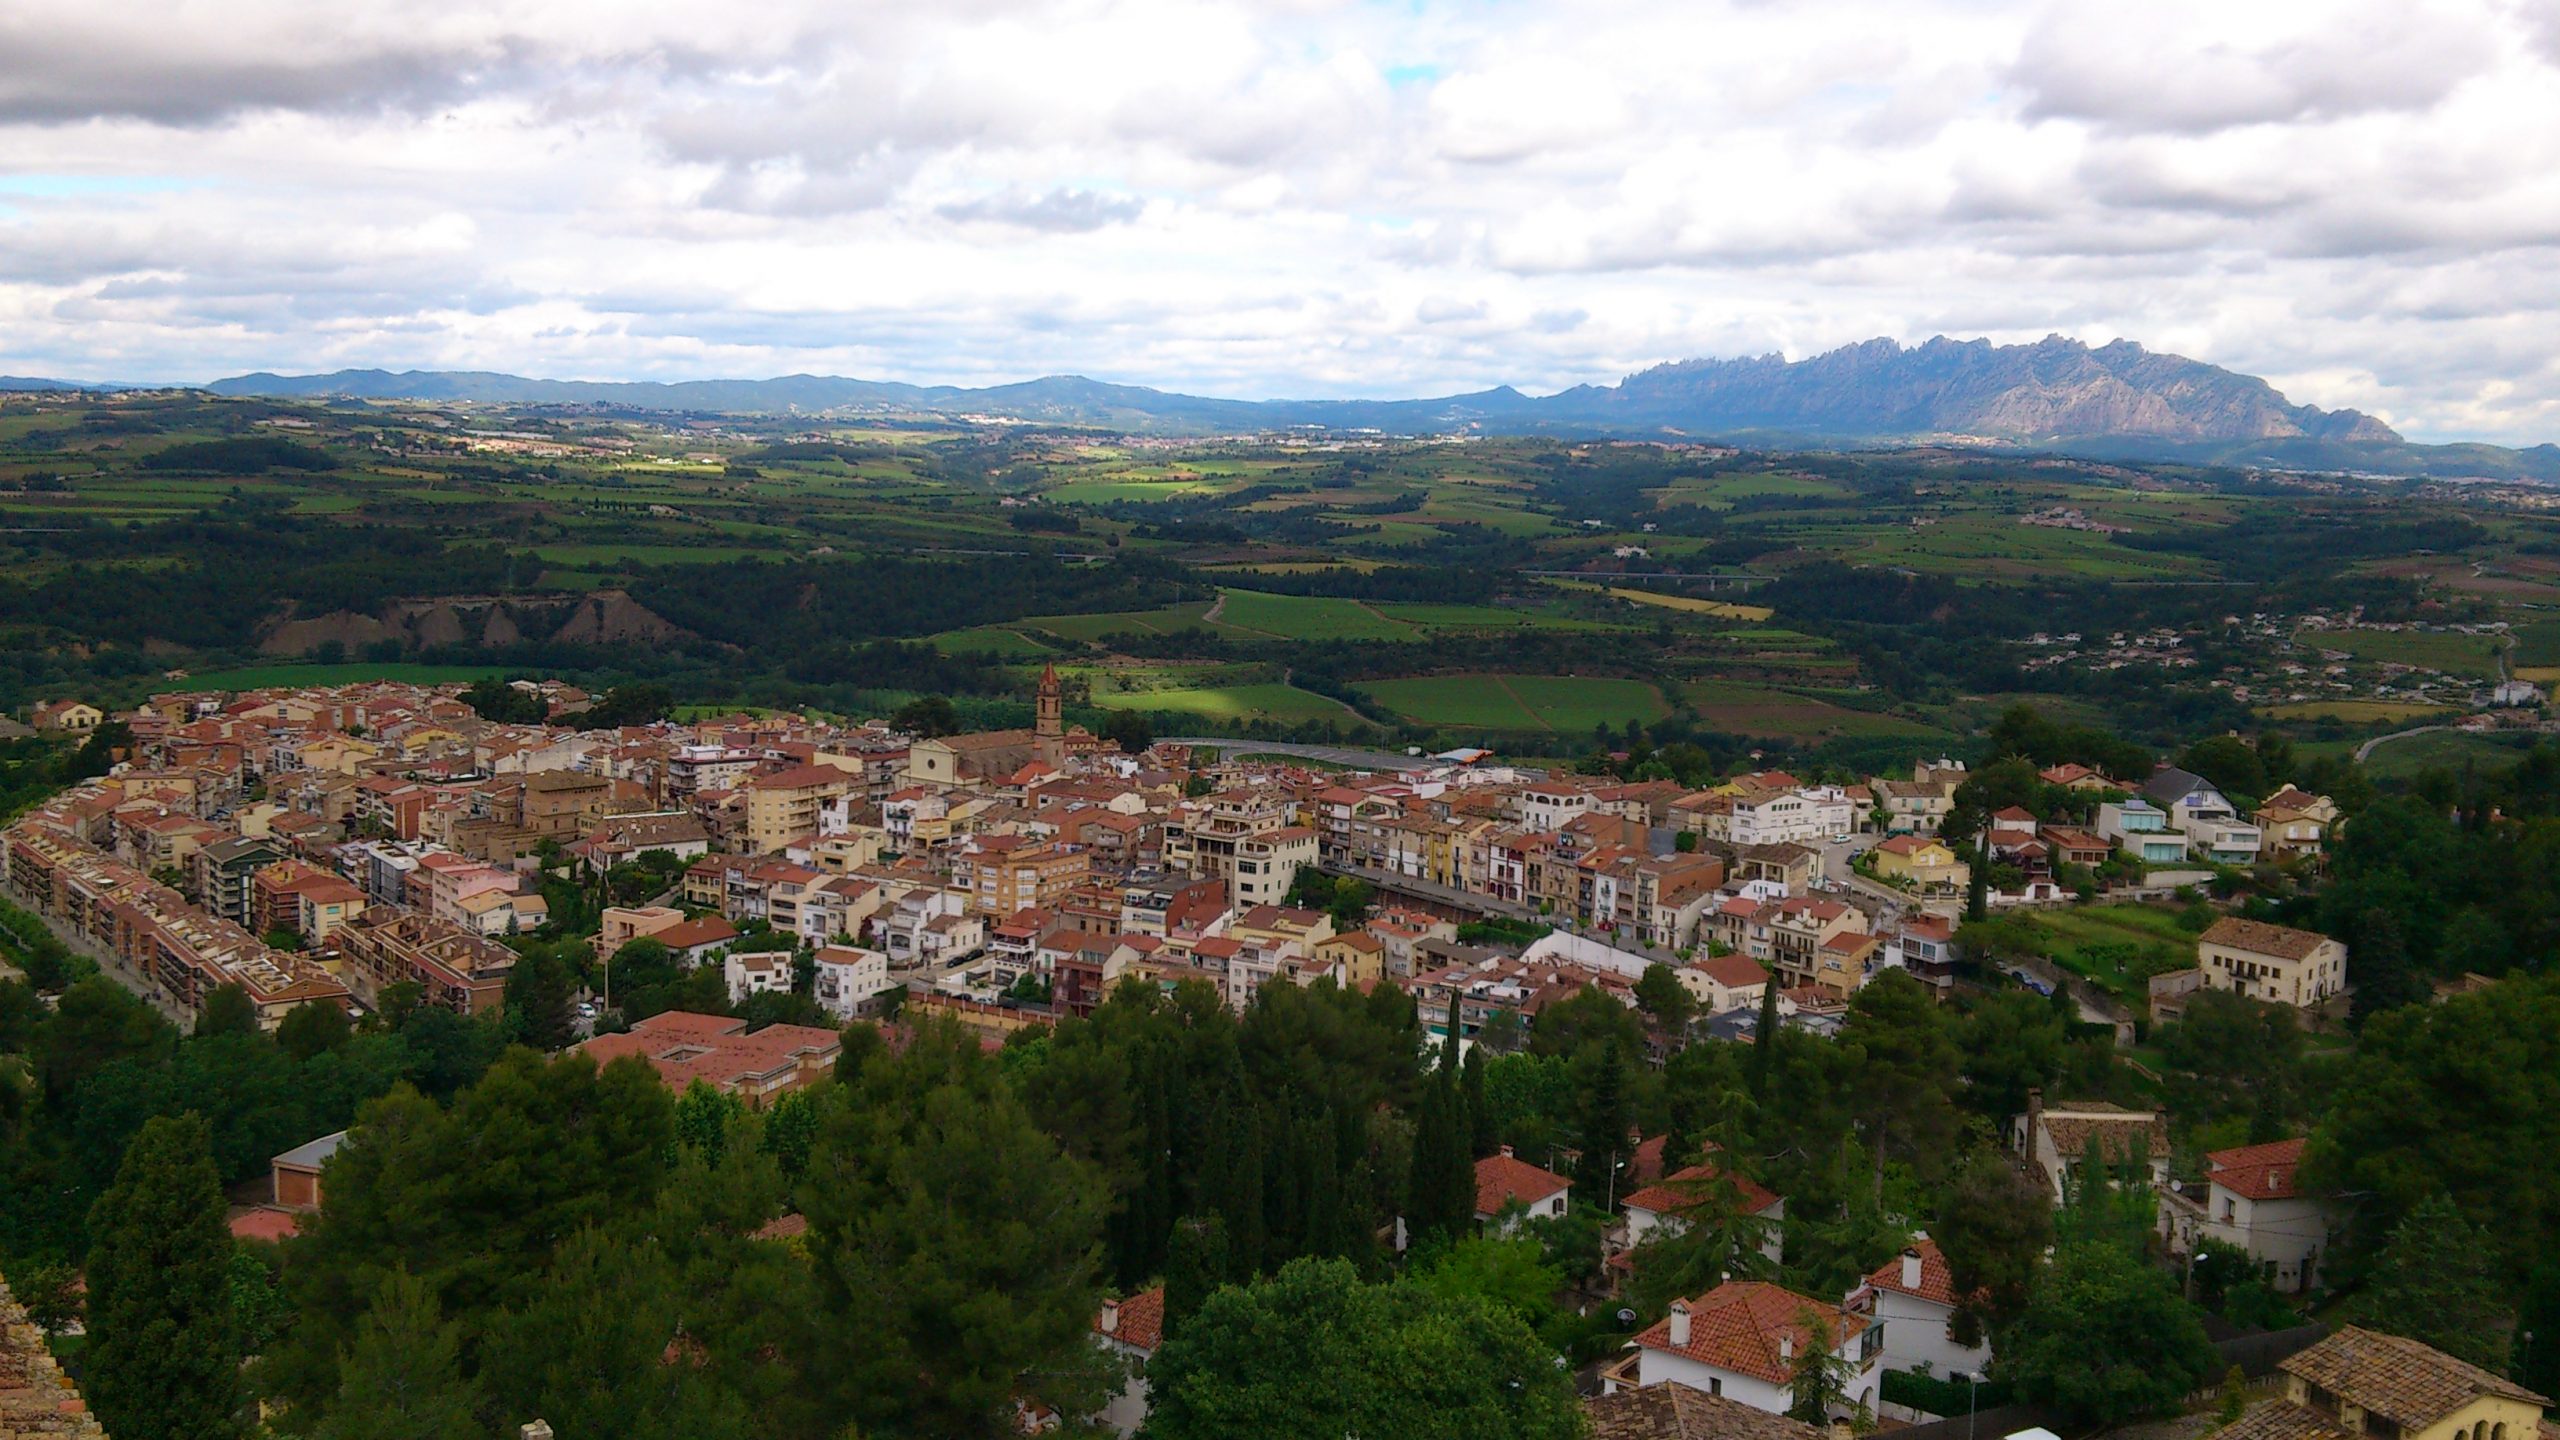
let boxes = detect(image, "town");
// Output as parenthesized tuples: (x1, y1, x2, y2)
(2, 659, 2550, 1440)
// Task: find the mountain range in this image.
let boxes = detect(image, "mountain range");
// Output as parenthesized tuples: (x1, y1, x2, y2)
(17, 336, 2557, 479)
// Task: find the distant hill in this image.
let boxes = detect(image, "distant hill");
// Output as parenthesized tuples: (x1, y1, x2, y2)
(117, 336, 2560, 480)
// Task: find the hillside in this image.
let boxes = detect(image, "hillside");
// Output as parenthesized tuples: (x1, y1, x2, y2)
(10, 335, 2551, 476)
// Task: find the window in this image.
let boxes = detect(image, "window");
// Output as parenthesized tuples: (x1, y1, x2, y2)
(1708, 1378, 1722, 1397)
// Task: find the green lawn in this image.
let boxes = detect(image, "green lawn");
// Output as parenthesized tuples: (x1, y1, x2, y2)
(182, 662, 509, 692)
(1358, 673, 1669, 732)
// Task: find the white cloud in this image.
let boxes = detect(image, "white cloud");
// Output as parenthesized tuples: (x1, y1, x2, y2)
(0, 0, 2554, 441)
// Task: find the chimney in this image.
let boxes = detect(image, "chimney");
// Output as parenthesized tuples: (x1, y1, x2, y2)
(1778, 1330, 1795, 1363)
(1499, 1144, 1514, 1159)
(1667, 1299, 1691, 1348)
(2026, 1086, 2044, 1130)
(1901, 1247, 1923, 1291)
(522, 1425, 555, 1440)
(1099, 1297, 1119, 1335)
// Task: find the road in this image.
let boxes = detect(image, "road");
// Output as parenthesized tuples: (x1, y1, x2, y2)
(1161, 737, 1438, 770)
(2355, 724, 2456, 763)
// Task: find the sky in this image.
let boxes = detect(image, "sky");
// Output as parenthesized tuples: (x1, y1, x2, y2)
(2, 0, 2558, 443)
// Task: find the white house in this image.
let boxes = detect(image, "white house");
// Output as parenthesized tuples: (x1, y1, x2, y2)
(1730, 788, 1857, 848)
(1474, 1147, 1572, 1232)
(1091, 1287, 1164, 1436)
(1620, 1161, 1786, 1267)
(2095, 799, 2188, 865)
(1615, 1280, 1882, 1420)
(722, 949, 794, 1006)
(1851, 1235, 1989, 1382)
(2144, 767, 2261, 864)
(810, 943, 894, 1021)
(2161, 1137, 2332, 1293)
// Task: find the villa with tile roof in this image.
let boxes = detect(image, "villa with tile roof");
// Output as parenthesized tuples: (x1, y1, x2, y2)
(2159, 1136, 2333, 1292)
(1091, 1286, 1167, 1436)
(1475, 1146, 1573, 1231)
(1610, 1279, 1882, 1420)
(1850, 1234, 1988, 1380)
(2209, 1327, 2548, 1440)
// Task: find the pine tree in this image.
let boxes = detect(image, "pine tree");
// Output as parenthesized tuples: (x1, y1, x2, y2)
(85, 1112, 243, 1440)
(197, 983, 259, 1038)
(2355, 1193, 2513, 1372)
(506, 949, 577, 1051)
(314, 1269, 482, 1440)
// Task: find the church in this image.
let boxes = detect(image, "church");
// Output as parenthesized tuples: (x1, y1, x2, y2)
(899, 663, 1094, 789)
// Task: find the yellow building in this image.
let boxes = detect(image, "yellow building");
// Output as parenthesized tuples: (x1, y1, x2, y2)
(2211, 1327, 2547, 1440)
(1868, 835, 1970, 893)
(741, 763, 863, 857)
(2196, 916, 2347, 1012)
(1313, 931, 1385, 990)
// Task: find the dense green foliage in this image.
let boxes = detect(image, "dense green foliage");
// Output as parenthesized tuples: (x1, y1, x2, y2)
(1140, 1256, 1583, 1440)
(85, 1113, 243, 1440)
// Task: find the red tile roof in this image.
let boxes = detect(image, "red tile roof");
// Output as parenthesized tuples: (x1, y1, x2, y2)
(228, 1208, 301, 1242)
(1864, 1235, 1962, 1307)
(2207, 1137, 2308, 1201)
(1475, 1150, 1572, 1216)
(1093, 1286, 1166, 1353)
(1622, 1162, 1779, 1220)
(1631, 1280, 1870, 1385)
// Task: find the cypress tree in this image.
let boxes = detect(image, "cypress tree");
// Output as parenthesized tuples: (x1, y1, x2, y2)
(1751, 972, 1783, 1100)
(1461, 1042, 1494, 1158)
(1576, 1040, 1629, 1208)
(86, 1112, 243, 1440)
(1407, 1063, 1475, 1245)
(1163, 1214, 1229, 1336)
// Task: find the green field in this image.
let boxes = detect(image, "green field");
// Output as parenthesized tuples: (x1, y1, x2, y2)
(1024, 602, 1217, 642)
(1210, 589, 1419, 641)
(2308, 628, 2505, 679)
(526, 543, 764, 566)
(2256, 699, 2456, 725)
(1358, 673, 1670, 732)
(2509, 620, 2560, 667)
(1852, 516, 2206, 581)
(2009, 904, 2203, 1003)
(927, 625, 1057, 657)
(1683, 680, 1948, 739)
(1090, 682, 1358, 725)
(1372, 601, 1621, 634)
(2357, 728, 2540, 781)
(182, 662, 509, 692)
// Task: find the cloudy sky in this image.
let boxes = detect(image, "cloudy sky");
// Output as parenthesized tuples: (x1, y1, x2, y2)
(3, 0, 2557, 442)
